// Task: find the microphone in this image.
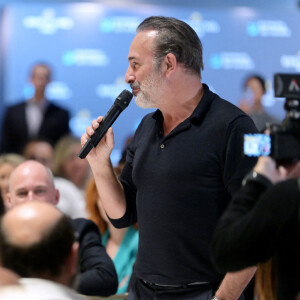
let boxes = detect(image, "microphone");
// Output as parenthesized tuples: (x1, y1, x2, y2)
(78, 89, 133, 159)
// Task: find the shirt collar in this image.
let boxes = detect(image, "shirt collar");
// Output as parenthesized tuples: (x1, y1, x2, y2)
(26, 98, 49, 111)
(152, 83, 213, 123)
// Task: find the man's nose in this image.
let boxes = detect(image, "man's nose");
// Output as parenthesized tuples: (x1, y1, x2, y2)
(125, 67, 135, 84)
(27, 191, 36, 201)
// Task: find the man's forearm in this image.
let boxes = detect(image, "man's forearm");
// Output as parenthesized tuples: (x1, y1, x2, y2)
(215, 266, 257, 300)
(92, 159, 127, 219)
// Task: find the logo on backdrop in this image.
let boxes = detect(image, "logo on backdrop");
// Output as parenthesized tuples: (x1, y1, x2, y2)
(280, 54, 300, 72)
(99, 16, 142, 33)
(185, 12, 220, 38)
(23, 82, 72, 101)
(22, 8, 74, 34)
(209, 52, 255, 70)
(247, 20, 291, 37)
(96, 77, 128, 101)
(62, 49, 110, 66)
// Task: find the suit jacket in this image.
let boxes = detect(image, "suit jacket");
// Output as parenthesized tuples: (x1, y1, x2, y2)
(72, 218, 118, 297)
(0, 100, 70, 154)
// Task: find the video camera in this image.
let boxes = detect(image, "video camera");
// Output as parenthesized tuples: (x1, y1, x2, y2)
(244, 73, 300, 164)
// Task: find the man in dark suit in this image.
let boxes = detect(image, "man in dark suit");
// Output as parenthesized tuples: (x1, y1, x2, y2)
(6, 160, 118, 297)
(0, 62, 70, 154)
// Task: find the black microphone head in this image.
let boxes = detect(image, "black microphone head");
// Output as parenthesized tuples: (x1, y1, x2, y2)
(116, 89, 133, 110)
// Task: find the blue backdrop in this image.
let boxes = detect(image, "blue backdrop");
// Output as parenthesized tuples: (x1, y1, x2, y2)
(1, 3, 300, 163)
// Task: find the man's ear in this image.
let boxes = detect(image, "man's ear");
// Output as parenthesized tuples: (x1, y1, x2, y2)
(5, 193, 13, 210)
(67, 242, 79, 277)
(53, 189, 60, 206)
(163, 53, 177, 77)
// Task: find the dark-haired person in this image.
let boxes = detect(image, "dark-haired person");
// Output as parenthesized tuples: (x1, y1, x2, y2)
(6, 160, 118, 297)
(212, 156, 300, 300)
(238, 74, 280, 131)
(0, 62, 70, 154)
(82, 16, 258, 300)
(0, 201, 83, 299)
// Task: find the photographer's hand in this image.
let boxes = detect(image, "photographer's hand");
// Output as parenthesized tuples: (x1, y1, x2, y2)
(253, 156, 287, 184)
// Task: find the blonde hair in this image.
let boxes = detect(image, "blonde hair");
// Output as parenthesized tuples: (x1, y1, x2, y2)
(0, 154, 25, 167)
(52, 135, 80, 177)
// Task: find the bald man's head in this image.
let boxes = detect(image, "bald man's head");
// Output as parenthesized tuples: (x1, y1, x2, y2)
(0, 201, 77, 284)
(2, 201, 62, 246)
(7, 160, 59, 208)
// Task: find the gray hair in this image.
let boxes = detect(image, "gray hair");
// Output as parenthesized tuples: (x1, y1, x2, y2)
(137, 16, 204, 77)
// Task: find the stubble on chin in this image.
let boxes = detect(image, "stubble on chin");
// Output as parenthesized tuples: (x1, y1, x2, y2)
(134, 92, 152, 109)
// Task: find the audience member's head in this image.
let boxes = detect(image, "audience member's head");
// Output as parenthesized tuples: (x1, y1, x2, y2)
(0, 201, 78, 287)
(53, 135, 90, 190)
(240, 74, 266, 114)
(6, 160, 59, 209)
(0, 154, 25, 212)
(29, 62, 52, 96)
(23, 139, 54, 169)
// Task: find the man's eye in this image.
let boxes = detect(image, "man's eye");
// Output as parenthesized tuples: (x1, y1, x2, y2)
(17, 191, 27, 197)
(35, 189, 46, 194)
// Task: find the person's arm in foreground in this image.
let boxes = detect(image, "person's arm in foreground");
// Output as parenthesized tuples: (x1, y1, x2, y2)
(211, 156, 300, 300)
(73, 218, 118, 296)
(213, 117, 258, 300)
(212, 156, 298, 273)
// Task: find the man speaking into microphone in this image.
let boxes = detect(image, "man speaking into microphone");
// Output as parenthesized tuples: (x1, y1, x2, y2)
(81, 16, 258, 300)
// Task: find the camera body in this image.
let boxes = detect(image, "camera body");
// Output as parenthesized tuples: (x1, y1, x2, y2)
(244, 73, 300, 163)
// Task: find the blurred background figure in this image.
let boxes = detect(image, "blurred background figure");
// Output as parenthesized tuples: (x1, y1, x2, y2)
(238, 74, 280, 131)
(0, 62, 70, 154)
(23, 138, 87, 218)
(23, 138, 54, 169)
(0, 153, 25, 212)
(53, 135, 91, 196)
(85, 135, 138, 295)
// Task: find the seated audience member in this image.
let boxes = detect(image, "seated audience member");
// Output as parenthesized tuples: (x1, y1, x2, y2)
(86, 135, 138, 295)
(238, 74, 280, 131)
(0, 62, 70, 154)
(53, 135, 91, 194)
(0, 201, 84, 299)
(212, 156, 300, 300)
(0, 154, 25, 210)
(23, 139, 87, 218)
(6, 160, 118, 297)
(23, 138, 54, 169)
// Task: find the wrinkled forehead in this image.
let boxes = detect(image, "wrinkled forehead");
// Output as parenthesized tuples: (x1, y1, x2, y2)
(129, 30, 158, 58)
(9, 164, 54, 191)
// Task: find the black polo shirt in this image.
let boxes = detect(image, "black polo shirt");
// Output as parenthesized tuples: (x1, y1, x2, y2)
(112, 84, 258, 285)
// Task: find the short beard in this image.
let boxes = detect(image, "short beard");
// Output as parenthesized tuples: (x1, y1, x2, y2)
(134, 66, 163, 109)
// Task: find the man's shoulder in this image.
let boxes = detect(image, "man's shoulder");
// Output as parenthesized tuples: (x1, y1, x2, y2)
(5, 100, 26, 111)
(71, 218, 101, 239)
(47, 101, 69, 115)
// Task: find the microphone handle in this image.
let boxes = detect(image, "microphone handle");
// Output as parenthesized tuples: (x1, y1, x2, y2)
(78, 106, 122, 159)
